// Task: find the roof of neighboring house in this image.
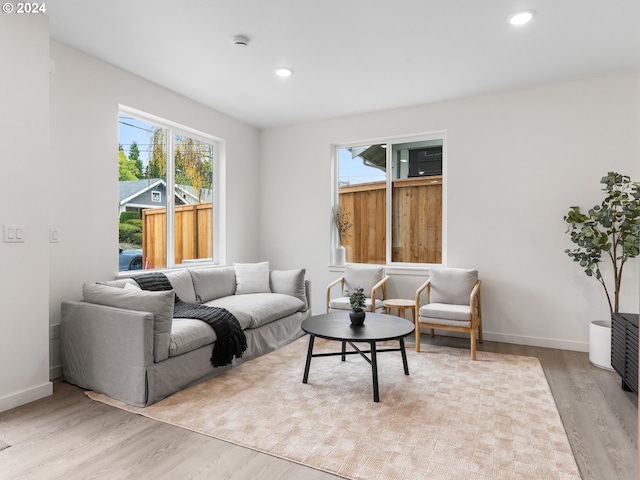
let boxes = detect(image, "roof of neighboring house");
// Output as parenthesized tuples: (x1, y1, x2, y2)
(119, 178, 164, 204)
(119, 179, 213, 206)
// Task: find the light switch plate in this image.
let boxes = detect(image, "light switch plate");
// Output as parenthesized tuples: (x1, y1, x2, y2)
(4, 224, 25, 243)
(50, 227, 60, 243)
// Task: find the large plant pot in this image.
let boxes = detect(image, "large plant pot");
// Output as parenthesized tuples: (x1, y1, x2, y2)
(589, 320, 614, 370)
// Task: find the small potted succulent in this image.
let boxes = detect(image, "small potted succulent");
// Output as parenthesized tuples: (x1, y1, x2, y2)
(349, 286, 367, 325)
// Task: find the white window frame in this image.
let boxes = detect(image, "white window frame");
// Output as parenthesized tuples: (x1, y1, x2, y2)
(119, 105, 226, 271)
(332, 131, 447, 271)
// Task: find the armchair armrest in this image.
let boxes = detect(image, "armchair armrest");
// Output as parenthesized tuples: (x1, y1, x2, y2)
(470, 280, 481, 315)
(370, 275, 390, 312)
(414, 279, 431, 315)
(326, 276, 345, 312)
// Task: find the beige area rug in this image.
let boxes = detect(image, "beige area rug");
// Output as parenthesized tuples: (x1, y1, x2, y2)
(87, 338, 581, 480)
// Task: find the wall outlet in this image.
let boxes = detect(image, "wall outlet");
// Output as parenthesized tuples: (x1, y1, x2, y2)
(50, 324, 60, 340)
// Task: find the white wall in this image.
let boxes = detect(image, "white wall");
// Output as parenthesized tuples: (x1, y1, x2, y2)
(0, 14, 52, 411)
(259, 72, 640, 351)
(47, 42, 261, 380)
(2, 21, 638, 411)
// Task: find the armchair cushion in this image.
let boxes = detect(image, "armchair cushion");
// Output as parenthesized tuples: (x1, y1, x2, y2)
(419, 303, 471, 322)
(429, 268, 478, 305)
(328, 296, 385, 313)
(344, 264, 384, 300)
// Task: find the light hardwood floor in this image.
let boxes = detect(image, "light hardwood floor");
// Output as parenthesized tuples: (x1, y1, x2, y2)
(0, 335, 637, 480)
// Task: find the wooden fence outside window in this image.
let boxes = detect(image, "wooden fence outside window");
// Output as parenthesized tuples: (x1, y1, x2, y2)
(142, 203, 212, 269)
(339, 176, 442, 264)
(138, 176, 441, 269)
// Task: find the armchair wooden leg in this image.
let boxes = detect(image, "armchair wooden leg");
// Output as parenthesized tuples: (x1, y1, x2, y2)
(415, 326, 421, 352)
(478, 320, 483, 344)
(470, 329, 477, 360)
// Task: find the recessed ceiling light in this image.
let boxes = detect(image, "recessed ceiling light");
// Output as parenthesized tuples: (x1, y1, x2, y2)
(275, 67, 293, 78)
(507, 10, 535, 26)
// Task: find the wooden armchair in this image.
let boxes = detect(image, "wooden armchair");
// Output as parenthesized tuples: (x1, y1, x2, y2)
(326, 264, 389, 313)
(414, 267, 482, 359)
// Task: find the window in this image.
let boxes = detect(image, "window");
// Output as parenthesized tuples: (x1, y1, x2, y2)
(334, 133, 444, 266)
(118, 107, 223, 272)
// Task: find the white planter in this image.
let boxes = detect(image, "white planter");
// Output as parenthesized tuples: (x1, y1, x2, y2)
(589, 320, 614, 370)
(335, 245, 346, 266)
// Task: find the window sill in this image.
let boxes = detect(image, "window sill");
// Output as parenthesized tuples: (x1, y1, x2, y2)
(328, 264, 439, 276)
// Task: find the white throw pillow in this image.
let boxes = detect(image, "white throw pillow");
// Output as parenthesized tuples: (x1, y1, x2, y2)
(234, 261, 271, 294)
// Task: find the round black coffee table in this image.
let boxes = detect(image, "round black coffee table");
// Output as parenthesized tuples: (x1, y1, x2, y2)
(301, 312, 415, 402)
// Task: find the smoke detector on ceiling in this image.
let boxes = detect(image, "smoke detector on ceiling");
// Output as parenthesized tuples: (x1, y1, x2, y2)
(233, 35, 250, 47)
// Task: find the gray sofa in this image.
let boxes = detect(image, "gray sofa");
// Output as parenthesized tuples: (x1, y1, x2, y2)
(61, 264, 310, 407)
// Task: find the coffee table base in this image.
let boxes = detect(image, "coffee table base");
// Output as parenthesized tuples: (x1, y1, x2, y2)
(302, 335, 410, 402)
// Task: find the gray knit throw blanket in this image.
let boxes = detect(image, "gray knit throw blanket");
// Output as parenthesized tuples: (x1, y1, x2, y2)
(133, 272, 247, 367)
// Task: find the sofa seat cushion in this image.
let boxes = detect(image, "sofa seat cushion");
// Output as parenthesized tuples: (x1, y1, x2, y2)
(169, 318, 216, 357)
(205, 293, 304, 329)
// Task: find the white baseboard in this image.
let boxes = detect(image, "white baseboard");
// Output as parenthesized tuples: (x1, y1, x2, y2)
(0, 382, 53, 413)
(50, 364, 62, 381)
(313, 309, 591, 353)
(482, 331, 589, 353)
(416, 329, 589, 353)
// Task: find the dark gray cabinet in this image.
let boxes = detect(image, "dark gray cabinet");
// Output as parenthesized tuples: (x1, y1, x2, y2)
(611, 312, 638, 393)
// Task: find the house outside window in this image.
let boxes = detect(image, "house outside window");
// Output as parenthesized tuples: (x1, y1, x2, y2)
(335, 132, 444, 266)
(118, 107, 222, 272)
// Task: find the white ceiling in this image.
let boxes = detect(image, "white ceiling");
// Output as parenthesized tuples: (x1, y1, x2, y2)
(47, 0, 640, 129)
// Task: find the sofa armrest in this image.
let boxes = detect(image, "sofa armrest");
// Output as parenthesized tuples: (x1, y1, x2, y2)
(61, 300, 154, 407)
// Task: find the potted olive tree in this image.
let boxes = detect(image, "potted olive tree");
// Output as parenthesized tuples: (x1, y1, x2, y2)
(564, 172, 640, 368)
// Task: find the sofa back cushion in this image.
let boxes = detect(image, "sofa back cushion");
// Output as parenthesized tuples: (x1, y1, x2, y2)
(270, 269, 307, 311)
(82, 282, 174, 362)
(164, 269, 197, 303)
(189, 266, 236, 303)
